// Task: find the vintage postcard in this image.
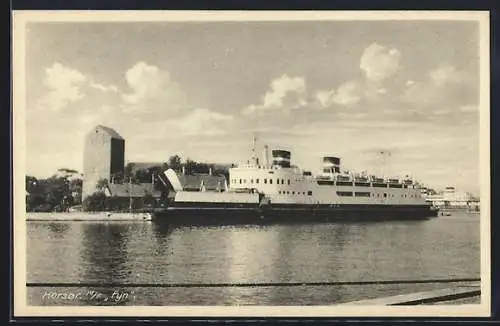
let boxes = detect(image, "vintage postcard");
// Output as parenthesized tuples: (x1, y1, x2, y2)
(13, 10, 490, 317)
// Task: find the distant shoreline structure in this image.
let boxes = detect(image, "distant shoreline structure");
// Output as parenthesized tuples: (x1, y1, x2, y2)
(422, 186, 480, 211)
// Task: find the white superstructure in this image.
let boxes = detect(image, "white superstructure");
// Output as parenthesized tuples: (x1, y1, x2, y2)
(227, 147, 427, 207)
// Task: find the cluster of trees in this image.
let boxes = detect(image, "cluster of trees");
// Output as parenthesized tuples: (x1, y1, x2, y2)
(26, 155, 233, 212)
(25, 169, 82, 212)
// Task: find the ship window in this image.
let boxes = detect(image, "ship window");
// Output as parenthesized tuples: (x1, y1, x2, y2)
(256, 179, 259, 184)
(251, 179, 254, 183)
(307, 191, 312, 196)
(383, 193, 387, 198)
(264, 179, 267, 184)
(270, 179, 273, 184)
(239, 179, 242, 184)
(278, 191, 281, 194)
(355, 192, 371, 197)
(377, 193, 380, 197)
(281, 179, 285, 184)
(404, 194, 407, 198)
(292, 191, 295, 195)
(337, 191, 353, 197)
(288, 179, 291, 185)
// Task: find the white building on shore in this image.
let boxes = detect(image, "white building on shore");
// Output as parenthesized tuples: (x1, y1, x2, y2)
(423, 186, 479, 210)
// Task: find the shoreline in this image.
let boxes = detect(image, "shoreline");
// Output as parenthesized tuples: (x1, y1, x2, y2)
(26, 211, 153, 221)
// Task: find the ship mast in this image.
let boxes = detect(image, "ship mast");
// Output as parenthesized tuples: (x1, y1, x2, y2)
(251, 132, 259, 166)
(379, 150, 392, 177)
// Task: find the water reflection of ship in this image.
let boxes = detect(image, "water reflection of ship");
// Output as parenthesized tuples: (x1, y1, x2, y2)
(270, 224, 354, 304)
(151, 220, 176, 257)
(221, 223, 354, 305)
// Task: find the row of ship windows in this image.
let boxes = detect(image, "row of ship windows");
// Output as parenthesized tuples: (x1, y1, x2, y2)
(232, 178, 412, 189)
(275, 191, 418, 198)
(278, 190, 313, 195)
(232, 178, 291, 185)
(337, 191, 418, 198)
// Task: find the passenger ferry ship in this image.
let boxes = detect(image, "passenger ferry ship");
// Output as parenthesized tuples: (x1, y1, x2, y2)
(158, 143, 439, 224)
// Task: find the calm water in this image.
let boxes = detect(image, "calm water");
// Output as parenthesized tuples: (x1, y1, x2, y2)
(26, 212, 480, 306)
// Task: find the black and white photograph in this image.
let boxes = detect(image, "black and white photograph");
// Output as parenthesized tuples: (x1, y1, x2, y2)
(13, 11, 490, 317)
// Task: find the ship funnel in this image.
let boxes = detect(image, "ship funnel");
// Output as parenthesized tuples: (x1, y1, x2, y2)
(263, 145, 269, 168)
(272, 149, 291, 168)
(323, 156, 341, 173)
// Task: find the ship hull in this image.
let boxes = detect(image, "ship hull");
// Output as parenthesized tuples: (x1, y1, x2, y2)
(153, 203, 438, 226)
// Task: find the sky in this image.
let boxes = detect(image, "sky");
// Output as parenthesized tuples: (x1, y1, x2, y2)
(23, 18, 482, 194)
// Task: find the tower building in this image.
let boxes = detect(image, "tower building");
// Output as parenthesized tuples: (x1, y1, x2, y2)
(82, 125, 125, 199)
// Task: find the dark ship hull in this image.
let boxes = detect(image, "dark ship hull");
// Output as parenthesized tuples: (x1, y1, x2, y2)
(153, 202, 438, 226)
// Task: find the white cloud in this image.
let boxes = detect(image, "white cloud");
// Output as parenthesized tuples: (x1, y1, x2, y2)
(429, 64, 467, 86)
(38, 62, 87, 111)
(136, 108, 234, 138)
(403, 64, 474, 110)
(177, 108, 233, 135)
(121, 62, 186, 113)
(315, 90, 334, 107)
(460, 104, 479, 113)
(316, 81, 361, 107)
(331, 81, 361, 105)
(316, 42, 400, 108)
(360, 43, 401, 82)
(433, 109, 451, 116)
(89, 82, 118, 93)
(123, 62, 167, 103)
(242, 75, 307, 115)
(35, 62, 124, 113)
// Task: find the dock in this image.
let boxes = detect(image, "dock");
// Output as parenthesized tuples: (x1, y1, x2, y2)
(340, 282, 480, 305)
